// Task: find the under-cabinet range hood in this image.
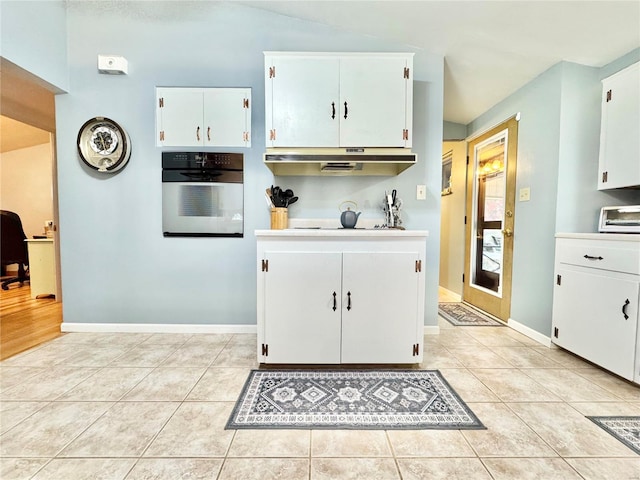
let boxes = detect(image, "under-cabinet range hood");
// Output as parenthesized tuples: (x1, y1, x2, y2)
(263, 148, 417, 176)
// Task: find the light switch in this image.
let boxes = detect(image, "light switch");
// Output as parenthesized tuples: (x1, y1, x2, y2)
(417, 185, 426, 200)
(519, 187, 531, 202)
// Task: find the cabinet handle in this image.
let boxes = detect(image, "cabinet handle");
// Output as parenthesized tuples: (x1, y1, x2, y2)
(347, 291, 351, 311)
(207, 127, 211, 141)
(622, 298, 630, 320)
(196, 126, 200, 141)
(344, 101, 348, 119)
(583, 254, 603, 260)
(332, 291, 337, 311)
(331, 102, 336, 119)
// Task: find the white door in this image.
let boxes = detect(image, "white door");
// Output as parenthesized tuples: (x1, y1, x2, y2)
(598, 62, 640, 189)
(156, 88, 203, 147)
(263, 251, 342, 364)
(341, 252, 420, 363)
(339, 56, 410, 147)
(266, 56, 340, 147)
(553, 267, 639, 380)
(203, 88, 250, 147)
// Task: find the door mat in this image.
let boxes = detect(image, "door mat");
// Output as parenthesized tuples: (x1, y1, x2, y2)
(226, 369, 485, 430)
(587, 416, 640, 455)
(438, 302, 504, 326)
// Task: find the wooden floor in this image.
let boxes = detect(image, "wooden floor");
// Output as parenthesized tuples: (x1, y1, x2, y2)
(0, 281, 62, 360)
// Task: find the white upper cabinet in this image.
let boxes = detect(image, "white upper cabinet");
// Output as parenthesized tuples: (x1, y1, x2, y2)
(265, 52, 413, 148)
(339, 56, 411, 148)
(597, 62, 639, 190)
(267, 56, 339, 148)
(156, 87, 251, 147)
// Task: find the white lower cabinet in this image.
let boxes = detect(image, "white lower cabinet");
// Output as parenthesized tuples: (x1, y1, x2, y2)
(552, 234, 640, 383)
(257, 232, 427, 364)
(263, 251, 343, 364)
(341, 252, 421, 363)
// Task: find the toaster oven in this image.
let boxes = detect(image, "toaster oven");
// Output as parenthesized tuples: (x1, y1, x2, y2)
(598, 205, 640, 233)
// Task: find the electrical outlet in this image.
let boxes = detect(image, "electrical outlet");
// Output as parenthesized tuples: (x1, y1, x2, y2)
(416, 185, 426, 200)
(519, 187, 531, 202)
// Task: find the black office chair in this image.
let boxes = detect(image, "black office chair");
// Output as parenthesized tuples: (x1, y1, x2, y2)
(1, 210, 29, 290)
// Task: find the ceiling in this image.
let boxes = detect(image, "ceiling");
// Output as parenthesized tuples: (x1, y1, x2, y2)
(0, 116, 51, 153)
(239, 0, 640, 124)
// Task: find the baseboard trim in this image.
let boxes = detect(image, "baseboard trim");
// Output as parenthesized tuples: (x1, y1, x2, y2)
(60, 323, 257, 334)
(507, 318, 551, 347)
(424, 325, 440, 335)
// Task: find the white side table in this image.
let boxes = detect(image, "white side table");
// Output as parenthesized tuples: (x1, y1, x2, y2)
(26, 239, 56, 299)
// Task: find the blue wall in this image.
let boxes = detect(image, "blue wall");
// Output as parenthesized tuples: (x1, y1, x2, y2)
(0, 1, 68, 91)
(44, 2, 443, 326)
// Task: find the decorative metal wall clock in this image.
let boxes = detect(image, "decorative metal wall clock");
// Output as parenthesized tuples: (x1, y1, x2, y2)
(77, 117, 131, 173)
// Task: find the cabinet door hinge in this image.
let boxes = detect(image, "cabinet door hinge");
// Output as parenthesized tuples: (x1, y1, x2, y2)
(404, 67, 410, 79)
(261, 343, 269, 356)
(464, 215, 467, 225)
(243, 131, 250, 142)
(606, 89, 612, 102)
(462, 273, 465, 283)
(243, 98, 249, 109)
(159, 131, 165, 142)
(415, 260, 422, 273)
(402, 129, 409, 141)
(269, 66, 275, 78)
(556, 274, 561, 286)
(412, 343, 419, 356)
(159, 97, 164, 108)
(466, 155, 470, 165)
(553, 327, 559, 339)
(269, 129, 276, 141)
(261, 259, 269, 272)
(602, 171, 608, 183)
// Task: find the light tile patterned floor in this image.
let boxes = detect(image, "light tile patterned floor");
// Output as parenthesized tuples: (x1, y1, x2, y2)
(1, 321, 639, 479)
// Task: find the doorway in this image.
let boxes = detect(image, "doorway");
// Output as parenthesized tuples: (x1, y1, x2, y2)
(0, 59, 63, 358)
(463, 116, 518, 321)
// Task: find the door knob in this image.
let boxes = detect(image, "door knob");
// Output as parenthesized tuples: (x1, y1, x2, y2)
(501, 228, 513, 237)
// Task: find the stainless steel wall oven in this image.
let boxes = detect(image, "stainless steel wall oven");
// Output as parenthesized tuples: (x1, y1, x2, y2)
(162, 152, 243, 237)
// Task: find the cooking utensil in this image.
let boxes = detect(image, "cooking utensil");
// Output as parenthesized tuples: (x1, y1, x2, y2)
(286, 196, 298, 207)
(265, 191, 274, 209)
(386, 192, 394, 227)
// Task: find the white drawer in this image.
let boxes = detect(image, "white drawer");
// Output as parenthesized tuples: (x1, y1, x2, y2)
(556, 238, 640, 275)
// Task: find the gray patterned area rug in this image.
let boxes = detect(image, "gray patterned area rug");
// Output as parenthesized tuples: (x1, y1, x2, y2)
(587, 416, 640, 455)
(226, 369, 485, 430)
(439, 302, 504, 326)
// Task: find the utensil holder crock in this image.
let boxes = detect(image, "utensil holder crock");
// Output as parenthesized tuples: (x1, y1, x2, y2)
(270, 207, 288, 229)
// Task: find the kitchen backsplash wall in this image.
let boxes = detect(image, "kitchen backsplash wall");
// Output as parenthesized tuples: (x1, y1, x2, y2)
(48, 2, 444, 327)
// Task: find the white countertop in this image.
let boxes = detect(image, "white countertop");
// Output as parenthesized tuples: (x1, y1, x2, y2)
(556, 232, 640, 242)
(256, 228, 428, 238)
